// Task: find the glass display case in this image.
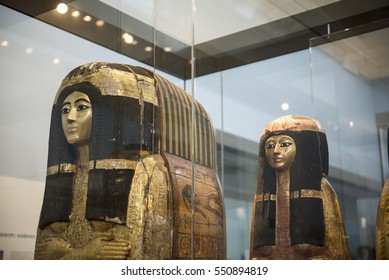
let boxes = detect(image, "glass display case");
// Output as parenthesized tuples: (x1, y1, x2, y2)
(309, 20, 389, 259)
(0, 0, 388, 259)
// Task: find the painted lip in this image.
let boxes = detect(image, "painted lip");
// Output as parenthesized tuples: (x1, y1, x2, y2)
(66, 126, 78, 133)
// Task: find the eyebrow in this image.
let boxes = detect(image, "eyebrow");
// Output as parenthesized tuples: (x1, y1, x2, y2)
(75, 98, 90, 104)
(280, 137, 294, 142)
(266, 136, 293, 143)
(62, 98, 90, 107)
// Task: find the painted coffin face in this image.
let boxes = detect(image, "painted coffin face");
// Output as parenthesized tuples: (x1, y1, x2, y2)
(250, 115, 350, 260)
(37, 62, 225, 260)
(265, 135, 296, 171)
(61, 91, 92, 145)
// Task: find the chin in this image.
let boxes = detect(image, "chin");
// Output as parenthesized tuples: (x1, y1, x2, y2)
(272, 163, 284, 169)
(66, 137, 79, 145)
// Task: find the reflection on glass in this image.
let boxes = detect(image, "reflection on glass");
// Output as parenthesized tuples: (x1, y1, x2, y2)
(309, 24, 389, 258)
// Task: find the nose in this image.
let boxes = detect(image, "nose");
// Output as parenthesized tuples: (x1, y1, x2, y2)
(273, 144, 281, 153)
(67, 108, 76, 123)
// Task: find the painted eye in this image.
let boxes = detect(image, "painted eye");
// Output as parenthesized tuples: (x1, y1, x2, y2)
(266, 143, 275, 149)
(280, 142, 292, 147)
(61, 107, 70, 114)
(77, 104, 89, 111)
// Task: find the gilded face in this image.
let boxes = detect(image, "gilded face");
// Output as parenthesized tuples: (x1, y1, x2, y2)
(61, 91, 92, 145)
(265, 135, 296, 171)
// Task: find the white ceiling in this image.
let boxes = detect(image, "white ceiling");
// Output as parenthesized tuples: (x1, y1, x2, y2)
(99, 0, 340, 44)
(89, 1, 389, 80)
(317, 27, 389, 80)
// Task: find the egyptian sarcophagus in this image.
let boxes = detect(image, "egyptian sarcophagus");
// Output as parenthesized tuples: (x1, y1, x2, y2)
(35, 62, 226, 260)
(250, 115, 350, 259)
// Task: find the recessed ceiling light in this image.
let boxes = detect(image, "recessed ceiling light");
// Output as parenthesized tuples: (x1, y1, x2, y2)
(83, 15, 92, 22)
(25, 48, 33, 54)
(53, 58, 60, 64)
(144, 46, 153, 52)
(281, 103, 289, 111)
(164, 47, 172, 52)
(96, 20, 105, 27)
(71, 11, 80, 17)
(1, 41, 9, 47)
(56, 3, 68, 14)
(122, 33, 134, 44)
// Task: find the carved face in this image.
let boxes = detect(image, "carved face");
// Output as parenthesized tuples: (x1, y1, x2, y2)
(265, 135, 296, 171)
(61, 91, 92, 145)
